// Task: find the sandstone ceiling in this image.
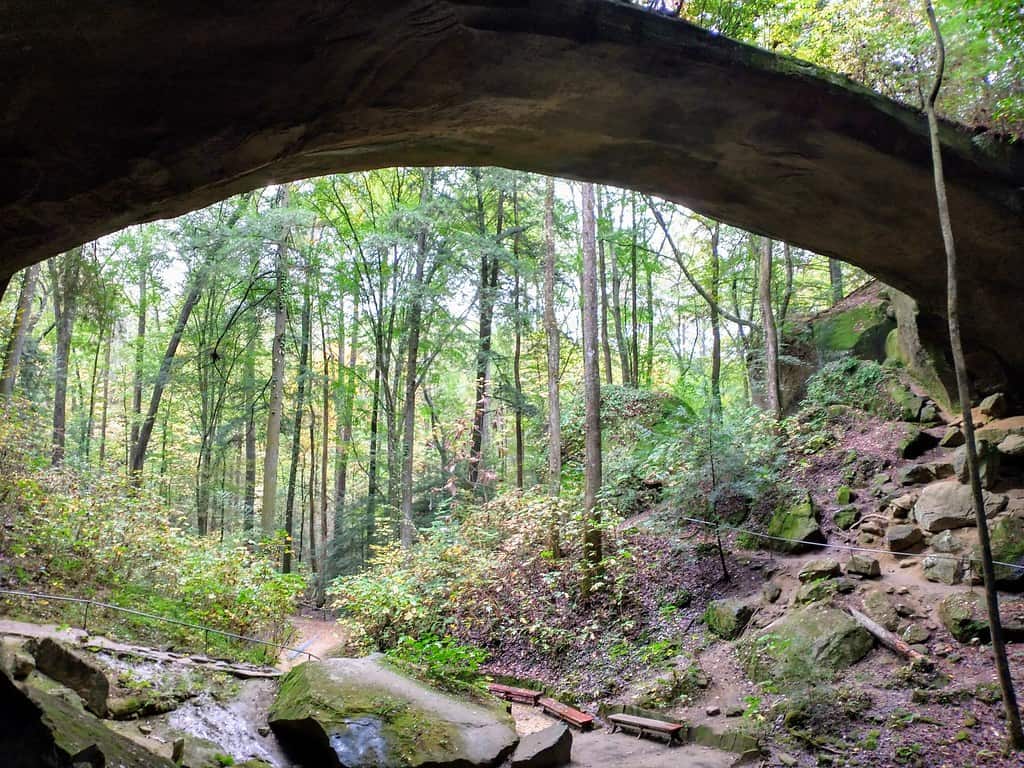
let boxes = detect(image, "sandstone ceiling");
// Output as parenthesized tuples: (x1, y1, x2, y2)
(2, 1, 1023, 381)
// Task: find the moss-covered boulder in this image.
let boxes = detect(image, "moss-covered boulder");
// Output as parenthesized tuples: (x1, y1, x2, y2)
(766, 495, 823, 553)
(704, 598, 755, 640)
(268, 657, 517, 768)
(814, 297, 894, 362)
(834, 505, 860, 530)
(971, 516, 1024, 591)
(938, 592, 991, 643)
(739, 604, 873, 684)
(1, 670, 174, 768)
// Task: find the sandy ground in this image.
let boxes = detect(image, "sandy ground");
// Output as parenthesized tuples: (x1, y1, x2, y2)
(279, 615, 348, 670)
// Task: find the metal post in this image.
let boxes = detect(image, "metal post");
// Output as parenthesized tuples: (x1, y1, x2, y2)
(83, 601, 90, 632)
(204, 628, 209, 656)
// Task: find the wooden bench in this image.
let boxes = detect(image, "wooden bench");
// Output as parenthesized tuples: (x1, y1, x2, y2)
(487, 683, 542, 706)
(607, 713, 685, 745)
(538, 697, 594, 730)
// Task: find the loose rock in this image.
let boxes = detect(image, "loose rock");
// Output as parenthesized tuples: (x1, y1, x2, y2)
(511, 723, 571, 768)
(886, 524, 924, 552)
(845, 554, 881, 578)
(799, 558, 841, 582)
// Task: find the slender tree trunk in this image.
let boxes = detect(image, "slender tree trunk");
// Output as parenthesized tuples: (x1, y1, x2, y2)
(84, 327, 104, 460)
(400, 171, 432, 547)
(779, 243, 795, 330)
(261, 227, 289, 536)
(130, 264, 208, 478)
(243, 313, 257, 533)
(629, 193, 640, 387)
(0, 264, 39, 396)
(828, 258, 844, 306)
(336, 295, 358, 531)
(319, 308, 329, 589)
(709, 223, 722, 420)
(98, 330, 112, 464)
(50, 248, 84, 466)
(924, 1, 1023, 748)
(610, 218, 632, 385)
(308, 406, 318, 574)
(366, 342, 382, 562)
(759, 237, 781, 421)
(580, 182, 602, 596)
(283, 262, 312, 573)
(543, 178, 562, 557)
(644, 261, 654, 386)
(597, 188, 613, 384)
(512, 180, 525, 489)
(130, 263, 148, 450)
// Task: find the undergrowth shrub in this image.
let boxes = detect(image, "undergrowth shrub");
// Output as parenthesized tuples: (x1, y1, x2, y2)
(804, 357, 894, 416)
(0, 399, 305, 661)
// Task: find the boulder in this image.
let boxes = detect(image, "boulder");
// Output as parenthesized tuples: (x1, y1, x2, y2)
(511, 723, 571, 768)
(898, 428, 938, 460)
(886, 524, 924, 552)
(862, 590, 900, 632)
(798, 558, 841, 583)
(938, 591, 990, 643)
(836, 486, 855, 505)
(979, 393, 1007, 419)
(953, 442, 1001, 489)
(740, 604, 873, 684)
(0, 639, 34, 681)
(887, 492, 918, 520)
(930, 529, 963, 553)
(896, 462, 952, 486)
(913, 481, 1007, 533)
(922, 555, 961, 585)
(704, 598, 756, 639)
(997, 434, 1024, 457)
(834, 505, 860, 530)
(0, 670, 174, 768)
(32, 638, 110, 717)
(762, 582, 782, 604)
(977, 416, 1024, 445)
(940, 428, 965, 448)
(794, 579, 840, 605)
(766, 495, 823, 553)
(902, 625, 931, 645)
(971, 516, 1024, 591)
(268, 657, 517, 768)
(845, 555, 881, 579)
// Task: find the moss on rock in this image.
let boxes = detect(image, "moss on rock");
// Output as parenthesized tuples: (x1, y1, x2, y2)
(766, 494, 823, 554)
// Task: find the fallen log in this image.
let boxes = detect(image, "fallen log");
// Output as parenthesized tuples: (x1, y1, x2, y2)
(846, 607, 932, 669)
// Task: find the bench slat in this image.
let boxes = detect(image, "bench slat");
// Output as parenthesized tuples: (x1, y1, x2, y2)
(538, 697, 594, 729)
(487, 683, 542, 704)
(607, 713, 684, 733)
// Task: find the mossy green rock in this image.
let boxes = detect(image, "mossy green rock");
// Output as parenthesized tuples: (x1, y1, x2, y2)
(834, 504, 860, 530)
(836, 486, 854, 505)
(268, 657, 517, 768)
(739, 604, 873, 684)
(938, 591, 991, 643)
(971, 516, 1024, 591)
(704, 598, 755, 640)
(814, 301, 894, 361)
(766, 495, 823, 553)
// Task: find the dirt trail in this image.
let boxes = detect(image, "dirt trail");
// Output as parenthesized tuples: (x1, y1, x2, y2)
(279, 615, 348, 670)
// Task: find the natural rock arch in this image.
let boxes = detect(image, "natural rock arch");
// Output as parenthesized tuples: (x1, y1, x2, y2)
(2, 0, 1023, 383)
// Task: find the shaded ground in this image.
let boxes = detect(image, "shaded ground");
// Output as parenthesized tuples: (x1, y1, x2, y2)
(279, 615, 348, 671)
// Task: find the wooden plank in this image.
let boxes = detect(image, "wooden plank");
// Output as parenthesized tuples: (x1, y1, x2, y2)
(608, 713, 684, 733)
(538, 697, 594, 730)
(487, 683, 542, 705)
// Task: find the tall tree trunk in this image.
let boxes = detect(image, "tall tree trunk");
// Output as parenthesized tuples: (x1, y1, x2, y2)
(98, 329, 112, 463)
(0, 264, 39, 396)
(335, 295, 358, 529)
(580, 182, 602, 596)
(130, 263, 148, 450)
(597, 188, 613, 384)
(319, 304, 329, 591)
(308, 407, 318, 574)
(644, 260, 654, 386)
(610, 211, 632, 385)
(49, 248, 84, 466)
(261, 224, 289, 536)
(243, 309, 257, 533)
(400, 171, 432, 547)
(828, 258, 844, 306)
(709, 223, 722, 420)
(130, 264, 208, 478)
(543, 178, 562, 557)
(629, 192, 640, 387)
(469, 175, 502, 488)
(84, 327, 104, 460)
(779, 243, 795, 330)
(283, 261, 312, 573)
(512, 180, 525, 489)
(759, 237, 781, 421)
(366, 339, 382, 562)
(924, 1, 1024, 748)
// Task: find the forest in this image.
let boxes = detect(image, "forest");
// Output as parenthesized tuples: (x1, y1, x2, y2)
(2, 2, 1024, 768)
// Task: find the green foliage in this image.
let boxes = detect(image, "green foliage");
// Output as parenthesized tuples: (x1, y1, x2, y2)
(386, 635, 486, 689)
(805, 357, 893, 414)
(0, 400, 305, 662)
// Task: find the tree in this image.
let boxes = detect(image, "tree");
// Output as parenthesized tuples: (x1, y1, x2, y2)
(580, 182, 602, 596)
(923, 0, 1023, 748)
(49, 247, 85, 465)
(759, 237, 781, 421)
(0, 264, 40, 396)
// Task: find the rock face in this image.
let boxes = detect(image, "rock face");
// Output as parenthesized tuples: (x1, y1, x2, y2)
(913, 481, 1007, 533)
(971, 516, 1024, 591)
(704, 598, 756, 640)
(3, 1, 1024, 389)
(268, 656, 517, 768)
(766, 495, 823, 553)
(32, 638, 110, 717)
(741, 604, 873, 683)
(0, 669, 174, 768)
(511, 724, 571, 768)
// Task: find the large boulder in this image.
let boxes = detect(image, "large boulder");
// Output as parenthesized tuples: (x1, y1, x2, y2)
(798, 558, 841, 583)
(922, 554, 962, 585)
(913, 481, 1007, 533)
(740, 604, 873, 684)
(971, 516, 1024, 591)
(704, 598, 755, 640)
(766, 495, 823, 554)
(511, 724, 571, 768)
(268, 656, 518, 768)
(953, 441, 1001, 490)
(885, 524, 924, 552)
(845, 555, 881, 579)
(0, 670, 174, 768)
(862, 590, 900, 632)
(938, 592, 990, 643)
(32, 638, 110, 717)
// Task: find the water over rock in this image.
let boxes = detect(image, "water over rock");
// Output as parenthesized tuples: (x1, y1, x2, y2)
(268, 655, 517, 768)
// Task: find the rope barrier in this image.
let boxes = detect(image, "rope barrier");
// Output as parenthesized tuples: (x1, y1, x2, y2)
(0, 588, 320, 662)
(671, 513, 1024, 572)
